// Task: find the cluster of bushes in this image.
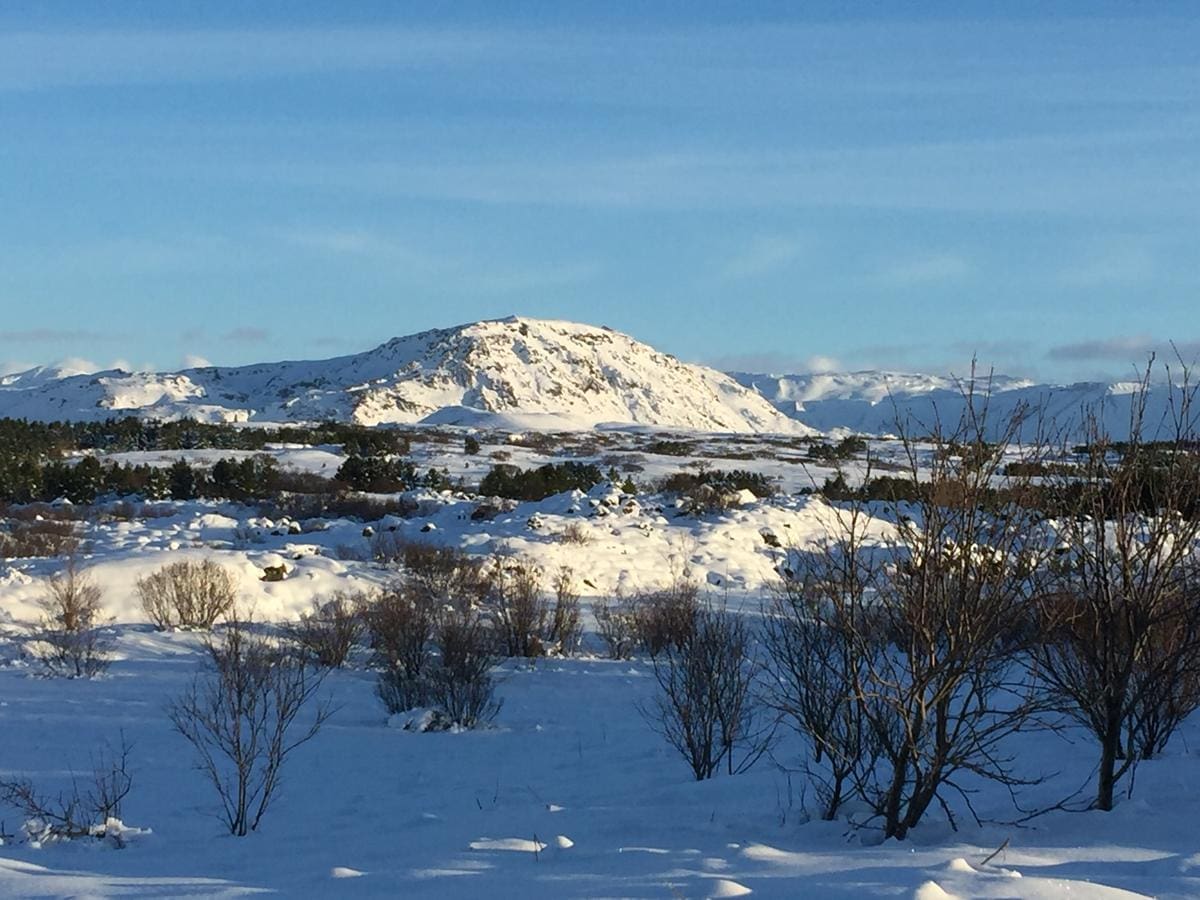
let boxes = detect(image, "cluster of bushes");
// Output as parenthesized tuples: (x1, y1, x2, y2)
(657, 468, 775, 513)
(0, 415, 410, 458)
(479, 461, 604, 501)
(805, 435, 867, 462)
(0, 516, 79, 558)
(595, 575, 701, 661)
(0, 451, 453, 507)
(644, 439, 694, 457)
(333, 454, 418, 493)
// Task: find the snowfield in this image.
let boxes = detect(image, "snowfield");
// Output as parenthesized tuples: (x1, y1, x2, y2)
(3, 610, 1200, 897)
(1, 430, 1199, 898)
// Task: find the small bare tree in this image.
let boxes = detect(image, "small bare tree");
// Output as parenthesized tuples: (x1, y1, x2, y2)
(642, 604, 770, 780)
(850, 375, 1051, 840)
(168, 619, 331, 836)
(138, 559, 237, 630)
(1032, 360, 1200, 811)
(36, 560, 112, 678)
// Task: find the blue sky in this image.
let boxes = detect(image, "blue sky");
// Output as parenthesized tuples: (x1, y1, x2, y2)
(1, 1, 1197, 382)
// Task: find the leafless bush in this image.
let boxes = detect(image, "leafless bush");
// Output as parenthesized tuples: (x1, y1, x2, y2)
(548, 566, 583, 655)
(761, 506, 885, 821)
(0, 519, 78, 559)
(595, 591, 638, 659)
(138, 559, 238, 630)
(390, 543, 493, 611)
(558, 522, 591, 545)
(0, 737, 133, 845)
(168, 619, 331, 836)
(1032, 360, 1200, 810)
(35, 561, 112, 678)
(367, 546, 502, 726)
(426, 602, 502, 728)
(367, 583, 439, 714)
(489, 556, 550, 658)
(284, 593, 365, 668)
(841, 371, 1049, 839)
(633, 576, 700, 657)
(641, 604, 771, 780)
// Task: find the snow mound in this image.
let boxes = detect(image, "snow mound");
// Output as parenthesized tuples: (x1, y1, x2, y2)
(469, 837, 548, 853)
(706, 878, 753, 898)
(914, 882, 961, 900)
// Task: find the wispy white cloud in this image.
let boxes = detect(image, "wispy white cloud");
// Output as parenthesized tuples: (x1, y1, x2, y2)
(870, 253, 973, 287)
(720, 232, 811, 279)
(706, 351, 842, 376)
(1047, 335, 1200, 363)
(182, 354, 212, 368)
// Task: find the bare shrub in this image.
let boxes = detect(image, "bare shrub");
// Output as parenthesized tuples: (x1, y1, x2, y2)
(426, 602, 502, 728)
(835, 371, 1049, 840)
(558, 522, 591, 545)
(595, 591, 638, 659)
(1032, 361, 1200, 810)
(367, 546, 502, 727)
(366, 583, 439, 714)
(401, 543, 493, 610)
(641, 604, 770, 780)
(547, 566, 583, 655)
(168, 619, 331, 836)
(284, 593, 365, 668)
(0, 519, 78, 559)
(0, 737, 133, 845)
(138, 559, 237, 630)
(35, 561, 112, 678)
(633, 576, 700, 657)
(761, 506, 884, 821)
(489, 556, 549, 658)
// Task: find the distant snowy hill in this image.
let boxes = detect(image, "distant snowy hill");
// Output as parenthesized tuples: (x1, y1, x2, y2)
(0, 317, 809, 434)
(732, 370, 1181, 441)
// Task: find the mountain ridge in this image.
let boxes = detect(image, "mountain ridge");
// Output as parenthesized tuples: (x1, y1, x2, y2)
(0, 318, 1181, 440)
(0, 317, 811, 435)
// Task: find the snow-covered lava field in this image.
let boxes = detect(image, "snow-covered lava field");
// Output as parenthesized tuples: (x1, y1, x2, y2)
(2, 426, 1199, 899)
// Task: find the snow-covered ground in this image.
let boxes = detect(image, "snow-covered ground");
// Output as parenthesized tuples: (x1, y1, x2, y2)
(2, 623, 1200, 897)
(1, 434, 1197, 897)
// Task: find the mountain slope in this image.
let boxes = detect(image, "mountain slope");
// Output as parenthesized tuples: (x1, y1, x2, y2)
(0, 318, 810, 434)
(732, 370, 1179, 441)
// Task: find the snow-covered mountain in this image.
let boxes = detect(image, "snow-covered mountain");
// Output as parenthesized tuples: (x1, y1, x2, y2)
(0, 318, 810, 434)
(732, 370, 1180, 441)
